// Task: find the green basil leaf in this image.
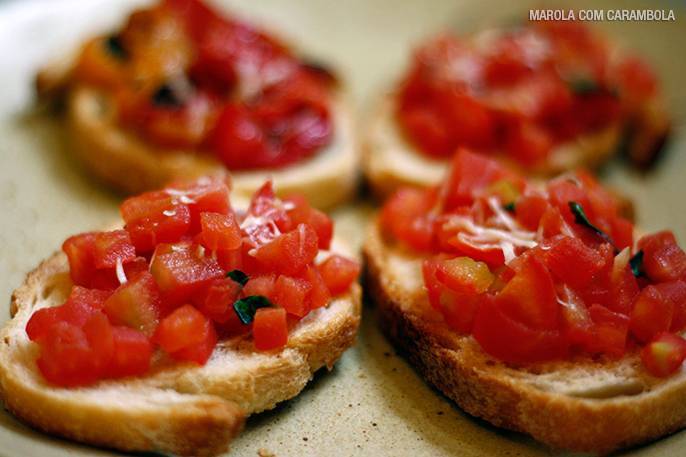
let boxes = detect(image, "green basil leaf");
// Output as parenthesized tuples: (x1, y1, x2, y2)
(233, 295, 272, 325)
(630, 250, 644, 277)
(104, 35, 127, 60)
(568, 201, 616, 249)
(568, 78, 599, 96)
(503, 202, 516, 213)
(226, 269, 249, 286)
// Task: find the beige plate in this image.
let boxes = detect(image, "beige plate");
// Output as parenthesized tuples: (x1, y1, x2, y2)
(0, 0, 685, 455)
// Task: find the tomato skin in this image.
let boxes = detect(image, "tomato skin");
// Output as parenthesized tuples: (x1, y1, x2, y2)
(641, 332, 686, 378)
(170, 318, 217, 364)
(655, 280, 686, 332)
(496, 256, 559, 330)
(303, 265, 331, 310)
(103, 272, 162, 336)
(630, 286, 673, 344)
(150, 247, 224, 308)
(242, 275, 276, 300)
(317, 255, 360, 296)
(434, 257, 493, 294)
(253, 224, 319, 276)
(253, 307, 288, 351)
(443, 149, 517, 210)
(273, 275, 311, 317)
(515, 194, 549, 231)
(543, 237, 609, 289)
(638, 231, 686, 283)
(380, 188, 436, 252)
(120, 191, 191, 253)
(284, 195, 333, 250)
(198, 278, 242, 323)
(473, 296, 568, 364)
(587, 304, 630, 358)
(199, 212, 241, 251)
(611, 217, 634, 251)
(107, 326, 152, 378)
(92, 230, 137, 269)
(154, 304, 211, 353)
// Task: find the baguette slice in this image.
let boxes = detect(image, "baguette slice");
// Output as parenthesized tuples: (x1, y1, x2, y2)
(363, 94, 623, 200)
(363, 218, 686, 454)
(0, 237, 361, 456)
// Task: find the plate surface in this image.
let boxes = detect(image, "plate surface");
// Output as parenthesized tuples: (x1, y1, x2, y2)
(0, 0, 684, 455)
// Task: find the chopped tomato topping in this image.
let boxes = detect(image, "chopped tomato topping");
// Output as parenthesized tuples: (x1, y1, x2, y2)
(253, 307, 288, 351)
(107, 326, 153, 378)
(253, 224, 319, 276)
(317, 255, 360, 296)
(639, 231, 686, 283)
(641, 333, 686, 377)
(103, 272, 162, 336)
(630, 286, 673, 343)
(199, 212, 241, 251)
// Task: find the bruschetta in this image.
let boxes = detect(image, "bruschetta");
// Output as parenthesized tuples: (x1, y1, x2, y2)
(364, 148, 686, 453)
(0, 176, 361, 456)
(36, 0, 358, 209)
(364, 21, 670, 198)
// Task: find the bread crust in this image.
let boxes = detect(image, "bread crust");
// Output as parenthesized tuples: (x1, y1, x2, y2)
(0, 239, 361, 456)
(65, 85, 359, 208)
(363, 95, 621, 200)
(363, 218, 686, 454)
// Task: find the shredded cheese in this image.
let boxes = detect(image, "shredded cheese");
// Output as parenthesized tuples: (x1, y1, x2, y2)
(115, 258, 128, 285)
(443, 214, 538, 264)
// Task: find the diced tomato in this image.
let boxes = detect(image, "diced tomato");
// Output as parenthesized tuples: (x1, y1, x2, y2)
(284, 194, 333, 250)
(556, 285, 594, 348)
(611, 217, 634, 251)
(120, 190, 191, 253)
(380, 188, 436, 252)
(303, 265, 330, 310)
(473, 295, 568, 364)
(253, 307, 288, 351)
(506, 122, 552, 166)
(242, 275, 276, 300)
(434, 257, 493, 294)
(539, 205, 564, 238)
(199, 212, 241, 251)
(36, 321, 103, 387)
(150, 247, 224, 307)
(442, 149, 519, 209)
(165, 177, 231, 233)
(273, 275, 311, 317)
(587, 304, 630, 358)
(154, 304, 211, 353)
(547, 178, 591, 224)
(608, 249, 640, 314)
(103, 272, 162, 336)
(253, 224, 318, 275)
(437, 287, 482, 334)
(62, 233, 100, 288)
(171, 320, 217, 364)
(494, 256, 559, 330)
(515, 194, 549, 231)
(91, 230, 136, 269)
(641, 332, 686, 377)
(630, 285, 673, 344)
(199, 278, 242, 323)
(211, 104, 270, 169)
(446, 235, 505, 269)
(216, 247, 243, 271)
(107, 326, 152, 378)
(543, 237, 609, 289)
(317, 255, 360, 296)
(638, 231, 686, 283)
(655, 280, 686, 332)
(26, 306, 63, 342)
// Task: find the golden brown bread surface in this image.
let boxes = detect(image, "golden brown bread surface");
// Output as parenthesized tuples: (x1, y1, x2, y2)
(363, 218, 686, 454)
(363, 94, 623, 200)
(0, 237, 361, 456)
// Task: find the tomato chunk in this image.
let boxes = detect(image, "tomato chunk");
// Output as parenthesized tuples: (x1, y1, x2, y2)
(273, 275, 311, 317)
(103, 272, 162, 336)
(543, 237, 609, 289)
(434, 257, 494, 294)
(303, 265, 331, 310)
(200, 211, 241, 251)
(92, 230, 137, 269)
(641, 332, 686, 377)
(380, 188, 436, 251)
(150, 247, 224, 307)
(284, 194, 333, 250)
(121, 191, 191, 253)
(639, 231, 686, 283)
(630, 285, 673, 343)
(107, 326, 152, 378)
(656, 280, 686, 332)
(170, 319, 217, 365)
(587, 304, 630, 358)
(154, 304, 212, 354)
(317, 255, 360, 296)
(253, 307, 288, 351)
(253, 224, 318, 275)
(165, 177, 231, 233)
(242, 275, 276, 300)
(199, 278, 242, 323)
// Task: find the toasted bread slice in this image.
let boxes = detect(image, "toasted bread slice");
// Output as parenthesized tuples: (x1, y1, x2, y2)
(61, 84, 359, 209)
(0, 236, 361, 456)
(363, 218, 686, 454)
(363, 94, 623, 200)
